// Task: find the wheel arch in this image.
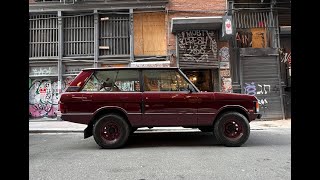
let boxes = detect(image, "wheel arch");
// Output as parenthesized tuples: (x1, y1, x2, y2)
(213, 105, 250, 126)
(84, 107, 131, 139)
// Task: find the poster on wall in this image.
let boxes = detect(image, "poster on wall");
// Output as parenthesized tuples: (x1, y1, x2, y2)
(130, 61, 170, 67)
(220, 69, 230, 77)
(221, 77, 232, 93)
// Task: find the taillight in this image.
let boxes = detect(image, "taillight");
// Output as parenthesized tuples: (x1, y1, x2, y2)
(255, 101, 259, 113)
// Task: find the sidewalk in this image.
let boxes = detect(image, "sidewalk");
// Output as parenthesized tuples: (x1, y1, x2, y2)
(29, 118, 291, 133)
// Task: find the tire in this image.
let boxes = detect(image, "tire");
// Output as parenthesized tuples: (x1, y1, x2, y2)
(198, 127, 214, 132)
(214, 112, 250, 147)
(93, 114, 130, 149)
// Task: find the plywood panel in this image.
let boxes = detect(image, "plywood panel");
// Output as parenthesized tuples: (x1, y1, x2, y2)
(251, 28, 267, 48)
(133, 13, 144, 55)
(133, 12, 166, 56)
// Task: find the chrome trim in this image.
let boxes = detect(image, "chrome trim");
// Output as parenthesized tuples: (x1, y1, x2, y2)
(62, 113, 93, 116)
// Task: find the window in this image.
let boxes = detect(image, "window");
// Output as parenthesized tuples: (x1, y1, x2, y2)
(82, 70, 140, 92)
(143, 70, 191, 92)
(29, 14, 58, 57)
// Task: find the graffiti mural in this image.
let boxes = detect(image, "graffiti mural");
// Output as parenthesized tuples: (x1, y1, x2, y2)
(29, 79, 59, 118)
(177, 30, 218, 62)
(62, 76, 76, 92)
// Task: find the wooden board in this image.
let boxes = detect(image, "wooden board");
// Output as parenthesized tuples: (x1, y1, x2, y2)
(134, 12, 166, 56)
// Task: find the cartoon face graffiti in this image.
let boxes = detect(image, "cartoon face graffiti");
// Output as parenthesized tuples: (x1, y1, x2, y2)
(29, 79, 59, 118)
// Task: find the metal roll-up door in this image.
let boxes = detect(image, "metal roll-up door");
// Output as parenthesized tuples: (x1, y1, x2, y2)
(177, 30, 219, 69)
(241, 54, 284, 120)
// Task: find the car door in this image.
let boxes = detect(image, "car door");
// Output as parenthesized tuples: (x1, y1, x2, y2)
(142, 69, 198, 126)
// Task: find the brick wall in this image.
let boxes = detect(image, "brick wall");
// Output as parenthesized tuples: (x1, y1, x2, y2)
(167, 0, 226, 12)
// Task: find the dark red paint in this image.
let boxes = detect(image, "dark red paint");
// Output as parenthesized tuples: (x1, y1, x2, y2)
(59, 67, 261, 128)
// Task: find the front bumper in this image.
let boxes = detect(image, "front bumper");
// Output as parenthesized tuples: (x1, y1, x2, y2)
(56, 111, 62, 121)
(257, 114, 262, 119)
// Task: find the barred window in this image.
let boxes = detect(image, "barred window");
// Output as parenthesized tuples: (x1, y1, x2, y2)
(29, 14, 58, 58)
(99, 14, 130, 56)
(63, 14, 94, 56)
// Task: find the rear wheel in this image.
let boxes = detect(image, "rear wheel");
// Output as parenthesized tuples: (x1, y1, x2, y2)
(93, 114, 130, 149)
(214, 112, 250, 147)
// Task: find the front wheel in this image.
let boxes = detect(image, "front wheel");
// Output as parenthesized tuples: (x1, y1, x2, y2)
(93, 114, 130, 149)
(214, 112, 250, 147)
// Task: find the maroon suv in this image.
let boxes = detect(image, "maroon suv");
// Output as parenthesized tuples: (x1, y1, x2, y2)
(58, 67, 261, 149)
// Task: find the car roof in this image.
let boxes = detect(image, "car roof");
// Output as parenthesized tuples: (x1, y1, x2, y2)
(82, 67, 179, 71)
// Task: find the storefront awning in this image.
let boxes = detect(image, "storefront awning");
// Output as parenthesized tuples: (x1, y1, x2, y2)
(171, 16, 223, 33)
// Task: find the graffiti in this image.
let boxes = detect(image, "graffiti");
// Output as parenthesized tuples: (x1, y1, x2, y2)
(244, 82, 257, 96)
(177, 30, 218, 62)
(236, 31, 252, 48)
(279, 48, 291, 65)
(244, 82, 271, 106)
(62, 76, 76, 91)
(221, 77, 232, 93)
(29, 79, 59, 118)
(30, 66, 58, 76)
(219, 47, 230, 62)
(257, 84, 271, 95)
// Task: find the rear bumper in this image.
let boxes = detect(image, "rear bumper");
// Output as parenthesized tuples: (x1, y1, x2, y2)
(56, 111, 62, 121)
(60, 113, 93, 124)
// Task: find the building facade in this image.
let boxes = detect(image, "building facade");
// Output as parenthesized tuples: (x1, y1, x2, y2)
(29, 0, 290, 120)
(227, 0, 291, 120)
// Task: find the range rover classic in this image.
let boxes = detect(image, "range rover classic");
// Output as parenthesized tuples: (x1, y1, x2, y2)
(58, 67, 261, 149)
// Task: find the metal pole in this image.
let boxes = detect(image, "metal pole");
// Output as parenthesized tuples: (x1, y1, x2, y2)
(94, 9, 99, 68)
(58, 11, 63, 96)
(129, 9, 134, 66)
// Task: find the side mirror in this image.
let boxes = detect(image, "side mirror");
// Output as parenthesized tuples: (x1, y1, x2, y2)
(187, 84, 193, 93)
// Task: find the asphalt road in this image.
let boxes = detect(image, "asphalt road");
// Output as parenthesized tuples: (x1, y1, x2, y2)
(29, 128, 291, 180)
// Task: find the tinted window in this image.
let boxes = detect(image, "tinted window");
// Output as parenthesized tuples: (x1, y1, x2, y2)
(82, 70, 140, 92)
(143, 70, 191, 92)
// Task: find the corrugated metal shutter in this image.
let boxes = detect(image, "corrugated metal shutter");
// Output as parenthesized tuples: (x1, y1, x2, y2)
(177, 30, 219, 69)
(241, 50, 284, 120)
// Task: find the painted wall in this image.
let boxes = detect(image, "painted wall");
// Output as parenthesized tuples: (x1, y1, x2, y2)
(29, 79, 59, 118)
(29, 76, 75, 118)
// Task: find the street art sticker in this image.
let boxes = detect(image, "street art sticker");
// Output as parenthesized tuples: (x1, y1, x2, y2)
(29, 79, 59, 118)
(244, 82, 271, 106)
(279, 48, 291, 65)
(177, 30, 218, 63)
(220, 69, 231, 77)
(221, 77, 232, 93)
(219, 47, 230, 62)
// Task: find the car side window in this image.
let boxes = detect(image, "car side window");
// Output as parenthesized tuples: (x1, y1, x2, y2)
(82, 70, 140, 92)
(143, 70, 191, 92)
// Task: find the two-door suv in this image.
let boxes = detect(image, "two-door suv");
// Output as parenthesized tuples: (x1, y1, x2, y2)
(58, 67, 261, 148)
